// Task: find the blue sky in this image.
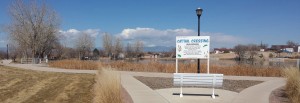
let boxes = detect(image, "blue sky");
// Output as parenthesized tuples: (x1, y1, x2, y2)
(0, 0, 300, 49)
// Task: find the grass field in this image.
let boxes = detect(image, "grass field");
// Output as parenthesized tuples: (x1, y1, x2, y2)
(0, 65, 95, 103)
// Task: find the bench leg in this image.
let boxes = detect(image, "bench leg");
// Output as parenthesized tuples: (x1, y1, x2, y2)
(180, 86, 183, 97)
(180, 75, 183, 98)
(212, 87, 215, 99)
(212, 95, 215, 99)
(212, 74, 216, 99)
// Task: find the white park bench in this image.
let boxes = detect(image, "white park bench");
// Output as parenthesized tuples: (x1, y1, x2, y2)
(173, 73, 223, 99)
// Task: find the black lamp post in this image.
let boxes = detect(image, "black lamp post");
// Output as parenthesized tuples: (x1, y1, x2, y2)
(196, 7, 203, 73)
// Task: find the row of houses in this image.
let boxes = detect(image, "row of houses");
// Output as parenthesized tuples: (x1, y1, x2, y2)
(269, 45, 300, 53)
(214, 45, 300, 54)
(213, 48, 234, 54)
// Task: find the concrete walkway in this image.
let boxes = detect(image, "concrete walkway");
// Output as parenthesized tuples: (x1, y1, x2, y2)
(1, 62, 286, 103)
(2, 63, 97, 74)
(232, 78, 286, 103)
(120, 71, 285, 103)
(121, 74, 168, 103)
(156, 88, 238, 103)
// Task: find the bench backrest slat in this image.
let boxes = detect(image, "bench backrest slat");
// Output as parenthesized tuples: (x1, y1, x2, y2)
(173, 73, 223, 87)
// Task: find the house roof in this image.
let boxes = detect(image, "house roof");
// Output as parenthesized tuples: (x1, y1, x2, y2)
(270, 45, 299, 52)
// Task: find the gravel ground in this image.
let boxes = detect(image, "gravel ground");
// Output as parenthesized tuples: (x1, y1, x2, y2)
(134, 76, 263, 93)
(269, 86, 290, 103)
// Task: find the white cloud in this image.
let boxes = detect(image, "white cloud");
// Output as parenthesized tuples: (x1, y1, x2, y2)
(59, 29, 100, 38)
(118, 27, 195, 47)
(59, 29, 101, 47)
(58, 27, 247, 48)
(120, 27, 193, 40)
(200, 32, 246, 47)
(118, 27, 246, 48)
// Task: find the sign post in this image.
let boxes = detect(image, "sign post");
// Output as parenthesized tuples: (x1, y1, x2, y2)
(176, 36, 210, 73)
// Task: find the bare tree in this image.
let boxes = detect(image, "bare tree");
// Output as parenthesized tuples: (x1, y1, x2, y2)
(53, 32, 69, 59)
(0, 51, 6, 59)
(134, 40, 144, 57)
(8, 41, 22, 62)
(6, 0, 60, 59)
(247, 44, 259, 59)
(114, 37, 123, 57)
(259, 43, 268, 49)
(98, 49, 105, 57)
(75, 33, 95, 59)
(64, 47, 77, 59)
(233, 44, 247, 61)
(125, 43, 134, 59)
(287, 40, 298, 47)
(48, 40, 64, 59)
(102, 33, 113, 56)
(171, 47, 176, 58)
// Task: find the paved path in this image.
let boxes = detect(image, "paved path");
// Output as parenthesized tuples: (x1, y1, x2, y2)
(121, 74, 169, 103)
(1, 63, 286, 103)
(3, 63, 97, 74)
(156, 88, 238, 103)
(232, 78, 286, 103)
(120, 71, 286, 103)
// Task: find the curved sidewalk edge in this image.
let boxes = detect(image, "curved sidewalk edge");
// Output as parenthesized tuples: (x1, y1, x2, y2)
(121, 74, 169, 103)
(232, 78, 286, 103)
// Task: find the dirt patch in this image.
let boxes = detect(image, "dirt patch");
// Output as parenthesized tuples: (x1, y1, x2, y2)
(0, 66, 95, 103)
(134, 76, 263, 93)
(269, 86, 290, 103)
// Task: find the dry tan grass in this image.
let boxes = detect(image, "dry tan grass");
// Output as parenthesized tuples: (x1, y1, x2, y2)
(49, 59, 282, 77)
(0, 66, 95, 103)
(283, 67, 300, 103)
(48, 60, 98, 70)
(93, 67, 122, 103)
(49, 60, 130, 103)
(102, 61, 282, 77)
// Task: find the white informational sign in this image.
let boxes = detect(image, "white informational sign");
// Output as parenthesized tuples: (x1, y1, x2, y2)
(176, 36, 210, 59)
